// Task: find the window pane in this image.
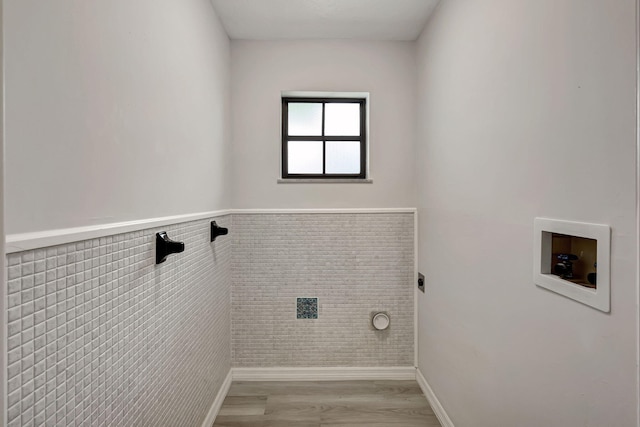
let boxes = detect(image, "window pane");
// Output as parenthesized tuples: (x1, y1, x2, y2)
(326, 141, 360, 174)
(288, 141, 323, 174)
(288, 103, 322, 136)
(325, 103, 360, 136)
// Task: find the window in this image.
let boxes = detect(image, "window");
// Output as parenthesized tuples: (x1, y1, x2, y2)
(282, 97, 367, 179)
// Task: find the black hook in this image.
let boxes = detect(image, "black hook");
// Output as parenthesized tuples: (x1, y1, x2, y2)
(156, 232, 185, 264)
(211, 221, 228, 242)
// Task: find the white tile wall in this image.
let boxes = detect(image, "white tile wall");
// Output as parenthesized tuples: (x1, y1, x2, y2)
(231, 213, 414, 367)
(6, 216, 231, 427)
(6, 211, 415, 426)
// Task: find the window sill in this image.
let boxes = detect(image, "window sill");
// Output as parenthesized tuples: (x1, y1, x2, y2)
(277, 178, 373, 184)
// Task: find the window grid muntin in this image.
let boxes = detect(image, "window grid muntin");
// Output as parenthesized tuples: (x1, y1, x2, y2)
(282, 97, 366, 179)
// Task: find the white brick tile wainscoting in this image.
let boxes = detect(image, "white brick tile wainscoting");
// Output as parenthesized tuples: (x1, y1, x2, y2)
(5, 216, 232, 427)
(5, 210, 416, 426)
(231, 213, 415, 367)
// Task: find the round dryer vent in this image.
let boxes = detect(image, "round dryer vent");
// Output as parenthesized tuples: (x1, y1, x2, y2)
(372, 312, 390, 331)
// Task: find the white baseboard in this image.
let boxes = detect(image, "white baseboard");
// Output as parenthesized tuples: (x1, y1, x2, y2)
(201, 369, 233, 427)
(416, 368, 454, 427)
(232, 208, 416, 214)
(232, 366, 416, 381)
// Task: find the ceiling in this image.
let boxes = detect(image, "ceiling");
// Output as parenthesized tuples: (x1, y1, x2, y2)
(210, 0, 441, 41)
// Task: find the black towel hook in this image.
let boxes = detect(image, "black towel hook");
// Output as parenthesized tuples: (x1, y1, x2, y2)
(156, 232, 185, 264)
(211, 221, 228, 242)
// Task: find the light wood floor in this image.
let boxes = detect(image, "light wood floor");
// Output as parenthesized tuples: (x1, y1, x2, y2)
(212, 380, 442, 427)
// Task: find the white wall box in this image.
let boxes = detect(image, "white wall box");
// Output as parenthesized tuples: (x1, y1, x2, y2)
(533, 218, 611, 312)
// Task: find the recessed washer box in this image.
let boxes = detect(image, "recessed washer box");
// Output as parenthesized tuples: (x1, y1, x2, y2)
(533, 218, 610, 312)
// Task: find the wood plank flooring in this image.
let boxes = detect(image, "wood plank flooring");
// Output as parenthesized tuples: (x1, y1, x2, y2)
(212, 380, 442, 427)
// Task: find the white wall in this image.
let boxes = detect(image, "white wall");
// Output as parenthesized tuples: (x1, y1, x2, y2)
(0, 1, 6, 423)
(4, 0, 231, 235)
(230, 40, 416, 209)
(416, 1, 638, 426)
